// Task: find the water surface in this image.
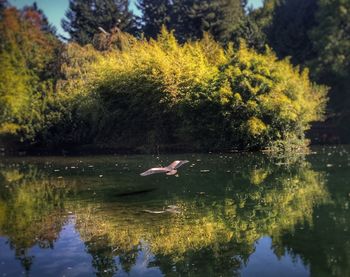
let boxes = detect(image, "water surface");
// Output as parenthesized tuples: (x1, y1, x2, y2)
(0, 146, 349, 276)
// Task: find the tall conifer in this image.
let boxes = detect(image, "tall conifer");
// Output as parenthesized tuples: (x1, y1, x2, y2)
(62, 0, 136, 45)
(138, 0, 245, 43)
(266, 0, 318, 65)
(137, 0, 171, 39)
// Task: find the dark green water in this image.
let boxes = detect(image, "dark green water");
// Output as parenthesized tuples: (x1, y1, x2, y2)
(0, 146, 349, 277)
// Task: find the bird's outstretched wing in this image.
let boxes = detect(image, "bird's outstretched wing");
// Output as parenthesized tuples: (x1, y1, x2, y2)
(168, 160, 189, 170)
(141, 161, 189, 176)
(166, 169, 177, 175)
(140, 167, 169, 176)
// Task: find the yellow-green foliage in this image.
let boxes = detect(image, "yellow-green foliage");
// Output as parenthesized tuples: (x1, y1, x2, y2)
(0, 7, 328, 151)
(57, 30, 324, 150)
(0, 165, 69, 250)
(220, 44, 328, 148)
(0, 7, 61, 144)
(53, 29, 327, 150)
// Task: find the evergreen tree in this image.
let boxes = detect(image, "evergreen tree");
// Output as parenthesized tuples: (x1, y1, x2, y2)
(173, 0, 244, 42)
(138, 0, 244, 43)
(309, 0, 350, 140)
(246, 0, 280, 50)
(262, 0, 350, 142)
(62, 0, 136, 45)
(219, 0, 246, 42)
(250, 0, 280, 31)
(266, 0, 318, 65)
(232, 16, 266, 50)
(310, 0, 350, 80)
(137, 0, 171, 39)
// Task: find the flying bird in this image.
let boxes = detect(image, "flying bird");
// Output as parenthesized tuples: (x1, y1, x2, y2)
(140, 160, 189, 176)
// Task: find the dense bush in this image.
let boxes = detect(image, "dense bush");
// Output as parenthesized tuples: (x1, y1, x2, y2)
(219, 44, 328, 150)
(0, 6, 61, 147)
(50, 28, 327, 151)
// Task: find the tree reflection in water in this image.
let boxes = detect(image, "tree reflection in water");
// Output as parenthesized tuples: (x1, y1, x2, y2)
(0, 163, 69, 273)
(276, 150, 350, 277)
(0, 153, 331, 276)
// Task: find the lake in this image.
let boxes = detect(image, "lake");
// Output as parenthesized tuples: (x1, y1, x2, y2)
(0, 146, 349, 277)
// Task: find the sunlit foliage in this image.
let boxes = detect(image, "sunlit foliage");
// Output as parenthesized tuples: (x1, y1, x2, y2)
(253, 0, 350, 143)
(0, 3, 327, 152)
(0, 6, 61, 146)
(54, 29, 327, 151)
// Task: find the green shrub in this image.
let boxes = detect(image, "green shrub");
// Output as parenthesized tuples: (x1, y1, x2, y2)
(52, 29, 327, 152)
(218, 43, 328, 149)
(0, 7, 61, 147)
